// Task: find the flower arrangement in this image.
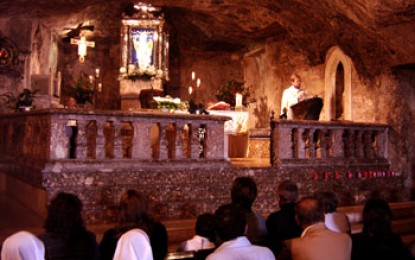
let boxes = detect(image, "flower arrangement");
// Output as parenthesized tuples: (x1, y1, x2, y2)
(65, 76, 94, 104)
(215, 80, 250, 107)
(120, 65, 164, 82)
(153, 96, 189, 111)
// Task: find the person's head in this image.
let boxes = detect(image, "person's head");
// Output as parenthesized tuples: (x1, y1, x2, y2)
(362, 198, 393, 236)
(118, 189, 150, 226)
(113, 229, 153, 260)
(44, 192, 85, 241)
(230, 176, 257, 212)
(314, 191, 338, 213)
(1, 231, 45, 260)
(214, 204, 247, 242)
(290, 74, 302, 89)
(278, 180, 298, 206)
(67, 96, 76, 108)
(295, 197, 324, 228)
(195, 213, 215, 242)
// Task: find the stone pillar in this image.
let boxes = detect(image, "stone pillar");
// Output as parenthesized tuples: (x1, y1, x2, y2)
(205, 122, 224, 159)
(274, 125, 293, 160)
(159, 122, 168, 159)
(95, 121, 106, 160)
(76, 120, 88, 159)
(331, 128, 344, 158)
(50, 119, 70, 159)
(132, 120, 152, 159)
(298, 128, 306, 159)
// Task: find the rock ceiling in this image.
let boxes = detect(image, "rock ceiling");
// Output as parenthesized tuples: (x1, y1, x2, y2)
(0, 0, 414, 72)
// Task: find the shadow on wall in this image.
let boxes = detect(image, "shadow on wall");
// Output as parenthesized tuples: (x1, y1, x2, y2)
(253, 96, 271, 128)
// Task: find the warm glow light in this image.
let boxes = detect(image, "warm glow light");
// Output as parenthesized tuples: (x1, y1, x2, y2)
(191, 71, 195, 80)
(120, 67, 127, 74)
(95, 68, 100, 78)
(78, 36, 87, 63)
(153, 32, 159, 41)
(197, 78, 201, 88)
(188, 86, 193, 95)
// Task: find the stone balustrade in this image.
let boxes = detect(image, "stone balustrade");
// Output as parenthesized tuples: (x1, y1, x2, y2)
(0, 108, 230, 167)
(270, 119, 389, 167)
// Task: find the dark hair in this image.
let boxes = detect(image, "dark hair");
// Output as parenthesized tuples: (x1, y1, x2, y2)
(295, 197, 324, 227)
(118, 189, 153, 234)
(195, 213, 215, 242)
(278, 181, 298, 203)
(362, 198, 393, 236)
(214, 204, 246, 242)
(230, 176, 257, 212)
(44, 192, 86, 241)
(314, 191, 338, 213)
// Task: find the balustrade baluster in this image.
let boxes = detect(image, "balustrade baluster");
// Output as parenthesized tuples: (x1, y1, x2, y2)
(159, 122, 169, 159)
(298, 128, 306, 159)
(331, 129, 343, 158)
(95, 121, 106, 160)
(205, 123, 224, 159)
(175, 123, 184, 159)
(363, 131, 372, 159)
(190, 124, 200, 159)
(113, 120, 123, 159)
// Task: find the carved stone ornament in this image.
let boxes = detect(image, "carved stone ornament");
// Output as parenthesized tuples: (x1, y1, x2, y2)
(0, 37, 20, 76)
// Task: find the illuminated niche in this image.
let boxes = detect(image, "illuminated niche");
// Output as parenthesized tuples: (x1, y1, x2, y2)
(120, 3, 169, 84)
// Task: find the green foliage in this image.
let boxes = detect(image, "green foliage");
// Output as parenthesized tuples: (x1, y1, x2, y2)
(215, 80, 250, 107)
(65, 76, 94, 104)
(1, 88, 39, 111)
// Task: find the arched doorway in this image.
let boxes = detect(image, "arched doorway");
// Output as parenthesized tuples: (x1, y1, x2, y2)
(324, 46, 353, 121)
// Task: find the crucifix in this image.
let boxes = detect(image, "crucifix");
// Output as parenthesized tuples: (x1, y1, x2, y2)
(70, 33, 95, 63)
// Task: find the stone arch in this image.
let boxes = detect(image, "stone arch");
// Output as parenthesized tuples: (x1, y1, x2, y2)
(324, 46, 353, 121)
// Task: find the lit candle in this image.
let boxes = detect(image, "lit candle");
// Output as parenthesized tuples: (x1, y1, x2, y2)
(188, 86, 193, 95)
(196, 78, 201, 88)
(95, 68, 100, 78)
(235, 93, 242, 108)
(191, 71, 195, 80)
(89, 75, 95, 84)
(98, 83, 102, 92)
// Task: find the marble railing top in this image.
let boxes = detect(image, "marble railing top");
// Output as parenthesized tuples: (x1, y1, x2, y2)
(0, 108, 232, 122)
(274, 119, 389, 128)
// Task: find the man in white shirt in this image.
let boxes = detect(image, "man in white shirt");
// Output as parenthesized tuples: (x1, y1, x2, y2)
(280, 74, 306, 119)
(206, 204, 275, 260)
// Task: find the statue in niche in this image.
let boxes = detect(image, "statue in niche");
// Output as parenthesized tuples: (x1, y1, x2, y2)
(131, 29, 154, 70)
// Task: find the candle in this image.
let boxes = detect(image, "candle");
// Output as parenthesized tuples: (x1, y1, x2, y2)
(188, 86, 193, 95)
(191, 71, 195, 80)
(196, 78, 201, 88)
(89, 75, 95, 84)
(95, 68, 100, 78)
(98, 83, 102, 92)
(235, 93, 242, 108)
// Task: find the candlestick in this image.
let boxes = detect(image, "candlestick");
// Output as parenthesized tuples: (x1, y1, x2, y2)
(235, 93, 242, 108)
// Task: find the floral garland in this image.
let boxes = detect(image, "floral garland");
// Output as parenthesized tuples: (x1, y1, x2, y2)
(153, 96, 189, 110)
(120, 65, 164, 82)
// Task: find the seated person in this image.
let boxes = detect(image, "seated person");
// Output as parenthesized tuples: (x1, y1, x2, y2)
(314, 190, 351, 234)
(266, 181, 302, 257)
(206, 204, 275, 260)
(38, 192, 98, 260)
(231, 176, 267, 245)
(99, 189, 168, 260)
(282, 197, 351, 260)
(178, 213, 216, 252)
(352, 198, 411, 260)
(1, 231, 45, 260)
(113, 228, 153, 260)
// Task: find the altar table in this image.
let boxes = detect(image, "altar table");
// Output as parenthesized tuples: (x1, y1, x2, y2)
(208, 110, 249, 158)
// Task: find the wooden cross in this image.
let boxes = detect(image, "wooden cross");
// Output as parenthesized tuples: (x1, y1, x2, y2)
(70, 35, 95, 63)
